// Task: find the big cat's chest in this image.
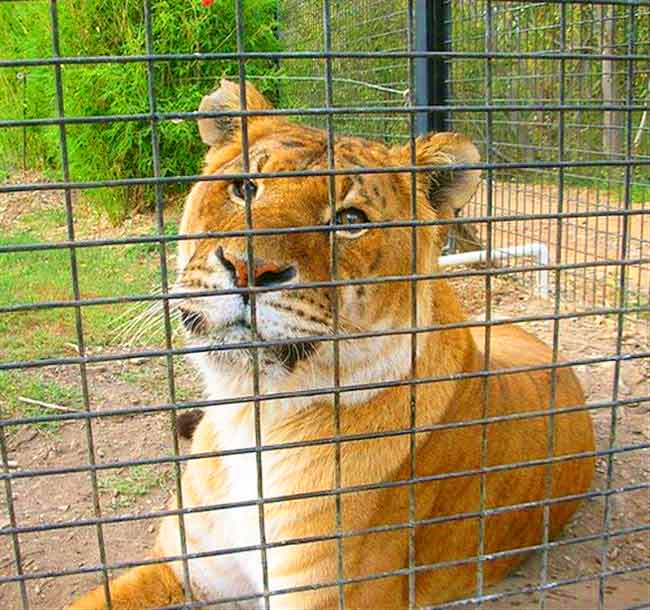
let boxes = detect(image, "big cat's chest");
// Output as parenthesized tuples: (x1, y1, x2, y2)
(188, 403, 334, 503)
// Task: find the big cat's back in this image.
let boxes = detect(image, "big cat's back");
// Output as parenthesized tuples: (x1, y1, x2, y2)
(468, 322, 593, 480)
(470, 323, 586, 408)
(472, 323, 559, 368)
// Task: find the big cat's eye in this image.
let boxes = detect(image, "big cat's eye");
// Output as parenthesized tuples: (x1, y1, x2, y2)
(335, 207, 369, 234)
(230, 178, 257, 201)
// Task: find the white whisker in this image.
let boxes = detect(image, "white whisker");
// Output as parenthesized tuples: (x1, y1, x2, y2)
(112, 299, 162, 336)
(112, 307, 163, 346)
(127, 310, 172, 347)
(108, 285, 164, 329)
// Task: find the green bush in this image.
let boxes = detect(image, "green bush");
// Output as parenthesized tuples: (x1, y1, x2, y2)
(0, 0, 281, 221)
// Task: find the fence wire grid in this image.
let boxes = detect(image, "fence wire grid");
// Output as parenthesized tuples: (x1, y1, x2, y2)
(0, 1, 649, 610)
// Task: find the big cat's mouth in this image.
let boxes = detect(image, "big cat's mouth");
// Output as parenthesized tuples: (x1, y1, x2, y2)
(180, 309, 248, 336)
(179, 308, 317, 372)
(180, 309, 207, 335)
(273, 340, 317, 371)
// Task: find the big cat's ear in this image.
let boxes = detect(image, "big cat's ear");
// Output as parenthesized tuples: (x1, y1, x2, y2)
(400, 132, 481, 213)
(197, 79, 274, 147)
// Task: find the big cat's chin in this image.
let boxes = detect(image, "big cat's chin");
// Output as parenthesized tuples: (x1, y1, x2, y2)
(184, 324, 317, 377)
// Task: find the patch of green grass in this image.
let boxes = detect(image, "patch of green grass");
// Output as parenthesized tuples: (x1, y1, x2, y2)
(140, 221, 179, 253)
(0, 372, 82, 434)
(0, 232, 76, 362)
(17, 207, 68, 233)
(629, 183, 650, 206)
(0, 224, 169, 362)
(98, 464, 173, 508)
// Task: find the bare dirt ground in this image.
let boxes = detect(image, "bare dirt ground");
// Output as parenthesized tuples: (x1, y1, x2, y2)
(1, 178, 648, 610)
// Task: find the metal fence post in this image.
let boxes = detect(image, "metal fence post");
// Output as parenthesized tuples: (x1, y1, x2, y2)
(415, 0, 449, 135)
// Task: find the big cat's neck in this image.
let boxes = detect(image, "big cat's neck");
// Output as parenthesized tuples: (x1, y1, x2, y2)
(193, 278, 476, 417)
(418, 278, 478, 379)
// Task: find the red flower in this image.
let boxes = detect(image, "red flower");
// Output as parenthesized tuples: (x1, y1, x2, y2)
(201, 0, 214, 6)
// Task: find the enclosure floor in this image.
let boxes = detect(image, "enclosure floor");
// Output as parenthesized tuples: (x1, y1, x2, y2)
(0, 179, 648, 610)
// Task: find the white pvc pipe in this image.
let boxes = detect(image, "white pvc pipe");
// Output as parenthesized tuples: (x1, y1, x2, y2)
(438, 243, 549, 299)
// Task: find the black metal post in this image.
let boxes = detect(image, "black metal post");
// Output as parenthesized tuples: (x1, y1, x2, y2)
(415, 0, 449, 135)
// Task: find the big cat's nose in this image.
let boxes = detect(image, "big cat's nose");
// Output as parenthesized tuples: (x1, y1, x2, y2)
(216, 247, 296, 289)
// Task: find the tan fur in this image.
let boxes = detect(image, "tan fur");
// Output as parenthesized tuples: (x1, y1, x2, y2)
(67, 81, 594, 610)
(66, 563, 185, 610)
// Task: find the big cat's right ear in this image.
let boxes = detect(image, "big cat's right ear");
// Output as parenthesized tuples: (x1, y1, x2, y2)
(197, 79, 274, 147)
(397, 132, 481, 214)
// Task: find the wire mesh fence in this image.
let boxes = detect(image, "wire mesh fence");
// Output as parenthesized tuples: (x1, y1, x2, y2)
(281, 0, 650, 321)
(0, 1, 648, 610)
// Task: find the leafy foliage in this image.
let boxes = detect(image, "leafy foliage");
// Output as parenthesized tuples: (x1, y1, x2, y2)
(0, 0, 281, 220)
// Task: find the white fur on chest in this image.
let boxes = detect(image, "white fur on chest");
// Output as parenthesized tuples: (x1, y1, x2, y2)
(167, 333, 413, 606)
(183, 383, 266, 607)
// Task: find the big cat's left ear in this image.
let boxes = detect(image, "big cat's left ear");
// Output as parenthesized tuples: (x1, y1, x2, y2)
(197, 79, 275, 147)
(399, 132, 481, 212)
